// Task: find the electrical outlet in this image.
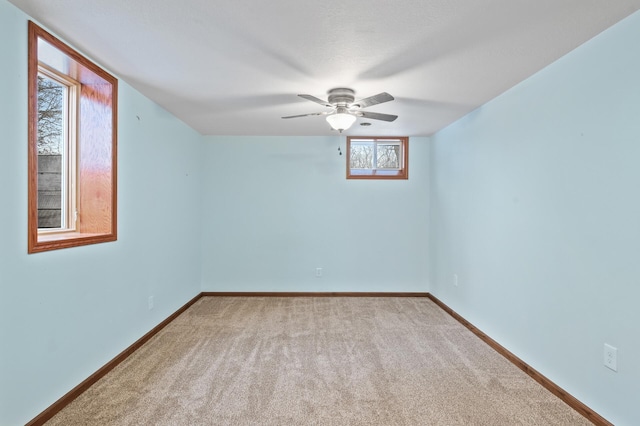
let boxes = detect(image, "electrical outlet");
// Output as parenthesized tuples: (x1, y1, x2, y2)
(453, 273, 458, 287)
(604, 343, 617, 372)
(315, 268, 323, 278)
(148, 296, 154, 311)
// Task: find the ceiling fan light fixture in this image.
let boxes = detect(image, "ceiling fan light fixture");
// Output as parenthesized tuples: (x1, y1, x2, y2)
(326, 112, 356, 132)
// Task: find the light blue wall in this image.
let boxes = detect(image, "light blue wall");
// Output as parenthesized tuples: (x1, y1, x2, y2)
(3, 0, 639, 423)
(0, 2, 203, 424)
(429, 11, 640, 426)
(200, 136, 430, 292)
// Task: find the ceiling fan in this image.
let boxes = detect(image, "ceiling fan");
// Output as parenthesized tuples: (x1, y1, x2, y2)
(282, 88, 398, 132)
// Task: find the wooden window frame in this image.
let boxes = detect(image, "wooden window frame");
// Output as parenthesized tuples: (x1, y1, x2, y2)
(28, 21, 118, 253)
(346, 136, 409, 180)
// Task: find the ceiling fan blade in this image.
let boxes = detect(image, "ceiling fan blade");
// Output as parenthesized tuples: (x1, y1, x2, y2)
(282, 112, 328, 119)
(298, 94, 333, 108)
(359, 111, 398, 122)
(352, 92, 394, 109)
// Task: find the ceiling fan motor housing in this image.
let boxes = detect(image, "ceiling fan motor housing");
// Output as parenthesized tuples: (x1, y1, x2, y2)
(327, 88, 355, 106)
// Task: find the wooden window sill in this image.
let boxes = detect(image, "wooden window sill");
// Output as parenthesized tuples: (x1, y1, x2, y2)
(31, 232, 116, 253)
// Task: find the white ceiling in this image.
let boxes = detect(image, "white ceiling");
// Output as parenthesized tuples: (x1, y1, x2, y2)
(10, 0, 640, 136)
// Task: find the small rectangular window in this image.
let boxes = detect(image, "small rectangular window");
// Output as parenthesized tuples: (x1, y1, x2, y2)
(347, 136, 408, 179)
(28, 21, 117, 253)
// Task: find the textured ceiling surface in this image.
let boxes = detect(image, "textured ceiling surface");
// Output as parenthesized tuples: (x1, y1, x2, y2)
(9, 0, 640, 136)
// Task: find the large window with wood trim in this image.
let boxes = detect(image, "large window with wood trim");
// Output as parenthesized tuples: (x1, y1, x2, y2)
(28, 21, 117, 253)
(346, 136, 408, 179)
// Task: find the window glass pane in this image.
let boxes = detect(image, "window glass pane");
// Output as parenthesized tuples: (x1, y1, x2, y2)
(350, 142, 374, 169)
(376, 143, 400, 169)
(38, 38, 72, 75)
(37, 74, 65, 229)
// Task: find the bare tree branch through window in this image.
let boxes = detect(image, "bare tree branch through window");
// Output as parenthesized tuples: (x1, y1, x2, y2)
(37, 75, 64, 155)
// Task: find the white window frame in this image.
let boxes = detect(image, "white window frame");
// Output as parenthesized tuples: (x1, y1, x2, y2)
(37, 65, 79, 234)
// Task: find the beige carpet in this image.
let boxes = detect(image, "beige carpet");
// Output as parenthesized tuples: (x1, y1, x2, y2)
(47, 297, 591, 425)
